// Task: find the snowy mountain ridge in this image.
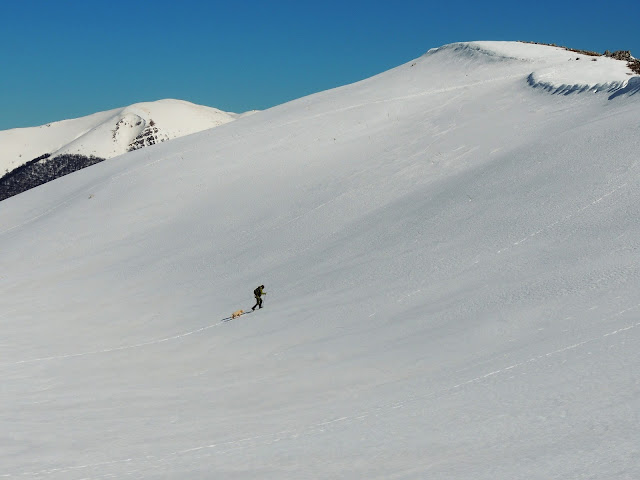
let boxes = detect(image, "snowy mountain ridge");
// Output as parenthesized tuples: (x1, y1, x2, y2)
(1, 41, 639, 479)
(0, 99, 251, 175)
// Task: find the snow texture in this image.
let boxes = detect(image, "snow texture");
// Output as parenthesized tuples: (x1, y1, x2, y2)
(1, 41, 639, 479)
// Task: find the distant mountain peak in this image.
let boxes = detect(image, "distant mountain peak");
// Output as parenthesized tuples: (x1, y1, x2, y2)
(46, 99, 246, 160)
(0, 99, 254, 177)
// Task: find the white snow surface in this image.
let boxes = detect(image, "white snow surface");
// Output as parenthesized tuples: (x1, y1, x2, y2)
(0, 99, 247, 174)
(1, 41, 639, 479)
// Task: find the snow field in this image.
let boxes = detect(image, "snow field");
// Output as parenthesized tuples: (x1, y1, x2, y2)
(1, 41, 639, 479)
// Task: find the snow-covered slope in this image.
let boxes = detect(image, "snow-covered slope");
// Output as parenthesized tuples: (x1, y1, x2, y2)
(1, 42, 639, 479)
(0, 99, 247, 174)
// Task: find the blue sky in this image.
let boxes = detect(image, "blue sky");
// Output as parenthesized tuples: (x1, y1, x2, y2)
(1, 0, 639, 130)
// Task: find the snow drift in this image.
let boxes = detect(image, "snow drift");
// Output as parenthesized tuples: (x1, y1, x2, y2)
(1, 41, 639, 479)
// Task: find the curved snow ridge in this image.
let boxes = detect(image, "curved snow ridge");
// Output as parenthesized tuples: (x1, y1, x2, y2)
(426, 41, 637, 97)
(424, 42, 525, 62)
(516, 44, 635, 96)
(526, 71, 631, 95)
(424, 41, 582, 62)
(526, 64, 635, 96)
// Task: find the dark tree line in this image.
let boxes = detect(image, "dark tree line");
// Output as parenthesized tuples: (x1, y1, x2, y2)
(0, 153, 106, 202)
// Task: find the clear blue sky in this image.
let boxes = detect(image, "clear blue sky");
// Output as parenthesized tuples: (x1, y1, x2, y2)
(1, 0, 638, 130)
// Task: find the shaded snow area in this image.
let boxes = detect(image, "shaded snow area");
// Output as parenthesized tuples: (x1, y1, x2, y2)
(1, 41, 639, 479)
(0, 99, 246, 175)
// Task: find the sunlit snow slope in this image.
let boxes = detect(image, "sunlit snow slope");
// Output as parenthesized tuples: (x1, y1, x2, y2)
(1, 42, 639, 479)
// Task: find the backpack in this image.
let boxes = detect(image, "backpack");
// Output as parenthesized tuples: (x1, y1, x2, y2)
(254, 286, 261, 296)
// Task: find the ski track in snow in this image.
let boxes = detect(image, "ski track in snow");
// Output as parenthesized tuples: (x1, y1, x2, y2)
(3, 310, 639, 478)
(497, 182, 630, 254)
(0, 318, 230, 368)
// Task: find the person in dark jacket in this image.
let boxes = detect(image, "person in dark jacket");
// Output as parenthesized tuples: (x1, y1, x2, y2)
(252, 285, 266, 310)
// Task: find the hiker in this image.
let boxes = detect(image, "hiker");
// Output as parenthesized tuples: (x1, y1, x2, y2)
(252, 285, 266, 310)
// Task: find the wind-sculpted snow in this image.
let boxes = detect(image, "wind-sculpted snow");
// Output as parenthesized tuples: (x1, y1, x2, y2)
(609, 76, 640, 99)
(1, 41, 639, 479)
(526, 71, 631, 95)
